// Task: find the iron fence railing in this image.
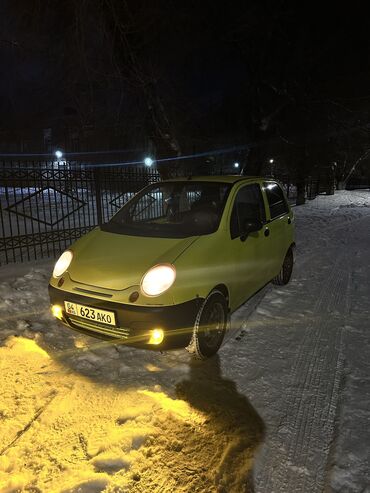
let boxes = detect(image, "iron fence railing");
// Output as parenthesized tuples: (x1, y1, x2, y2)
(0, 159, 322, 265)
(0, 160, 160, 265)
(345, 177, 370, 190)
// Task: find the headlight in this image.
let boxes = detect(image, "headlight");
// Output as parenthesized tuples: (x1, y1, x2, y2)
(53, 250, 73, 278)
(51, 304, 63, 319)
(141, 264, 176, 297)
(148, 328, 165, 345)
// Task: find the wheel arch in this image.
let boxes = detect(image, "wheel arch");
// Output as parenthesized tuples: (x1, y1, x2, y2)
(212, 284, 230, 309)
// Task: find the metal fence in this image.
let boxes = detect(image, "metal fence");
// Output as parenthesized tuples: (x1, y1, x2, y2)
(346, 177, 370, 190)
(0, 158, 319, 265)
(0, 160, 160, 265)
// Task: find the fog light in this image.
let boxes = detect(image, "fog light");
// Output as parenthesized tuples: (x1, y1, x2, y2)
(51, 304, 63, 320)
(148, 328, 164, 345)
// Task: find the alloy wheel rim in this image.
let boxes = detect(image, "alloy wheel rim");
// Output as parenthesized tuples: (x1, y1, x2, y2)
(201, 302, 225, 348)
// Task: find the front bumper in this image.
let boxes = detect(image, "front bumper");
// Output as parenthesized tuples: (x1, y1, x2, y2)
(48, 285, 202, 350)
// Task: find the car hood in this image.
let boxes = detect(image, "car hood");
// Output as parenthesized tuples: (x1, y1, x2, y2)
(68, 228, 199, 291)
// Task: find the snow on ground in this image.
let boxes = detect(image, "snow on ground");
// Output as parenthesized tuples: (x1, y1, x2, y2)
(0, 190, 369, 492)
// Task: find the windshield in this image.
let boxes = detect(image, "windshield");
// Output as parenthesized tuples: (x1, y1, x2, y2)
(101, 181, 232, 238)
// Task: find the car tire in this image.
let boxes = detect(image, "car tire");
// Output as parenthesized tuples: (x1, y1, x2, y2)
(272, 247, 294, 285)
(188, 290, 228, 359)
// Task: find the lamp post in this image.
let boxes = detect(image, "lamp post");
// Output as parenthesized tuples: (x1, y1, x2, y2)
(269, 158, 275, 176)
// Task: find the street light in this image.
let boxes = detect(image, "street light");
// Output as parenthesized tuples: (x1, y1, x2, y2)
(269, 158, 274, 164)
(144, 157, 154, 167)
(234, 162, 240, 169)
(55, 150, 63, 160)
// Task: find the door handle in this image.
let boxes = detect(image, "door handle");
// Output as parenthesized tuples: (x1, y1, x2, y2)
(264, 228, 270, 237)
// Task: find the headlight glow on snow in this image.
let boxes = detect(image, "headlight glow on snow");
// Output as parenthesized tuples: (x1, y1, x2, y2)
(53, 250, 73, 278)
(141, 264, 176, 296)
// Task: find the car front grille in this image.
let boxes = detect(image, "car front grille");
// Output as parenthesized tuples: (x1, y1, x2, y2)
(67, 315, 130, 339)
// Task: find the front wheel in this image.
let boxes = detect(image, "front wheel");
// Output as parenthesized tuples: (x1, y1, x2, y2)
(272, 247, 294, 285)
(187, 290, 228, 359)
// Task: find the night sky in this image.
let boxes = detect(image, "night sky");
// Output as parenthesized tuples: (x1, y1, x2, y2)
(1, 1, 370, 176)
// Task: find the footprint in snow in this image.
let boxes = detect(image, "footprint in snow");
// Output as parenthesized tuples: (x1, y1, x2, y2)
(92, 456, 131, 474)
(61, 478, 109, 493)
(235, 329, 247, 341)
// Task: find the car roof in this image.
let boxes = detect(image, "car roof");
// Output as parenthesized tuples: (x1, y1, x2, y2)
(162, 175, 266, 184)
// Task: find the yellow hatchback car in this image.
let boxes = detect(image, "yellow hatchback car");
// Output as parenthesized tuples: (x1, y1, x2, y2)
(49, 176, 295, 358)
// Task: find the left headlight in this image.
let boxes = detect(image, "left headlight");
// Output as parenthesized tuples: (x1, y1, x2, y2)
(141, 264, 176, 297)
(53, 250, 73, 278)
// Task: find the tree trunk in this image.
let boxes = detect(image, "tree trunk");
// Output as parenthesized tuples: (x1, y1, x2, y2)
(296, 180, 306, 205)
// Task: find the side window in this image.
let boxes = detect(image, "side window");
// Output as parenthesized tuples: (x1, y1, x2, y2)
(264, 182, 289, 219)
(230, 184, 266, 239)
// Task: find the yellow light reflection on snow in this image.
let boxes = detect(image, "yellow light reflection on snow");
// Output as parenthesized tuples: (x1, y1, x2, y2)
(0, 335, 262, 492)
(6, 336, 49, 358)
(139, 389, 205, 424)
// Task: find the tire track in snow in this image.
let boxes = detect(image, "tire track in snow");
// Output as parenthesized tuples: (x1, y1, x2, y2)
(296, 213, 369, 271)
(256, 248, 350, 492)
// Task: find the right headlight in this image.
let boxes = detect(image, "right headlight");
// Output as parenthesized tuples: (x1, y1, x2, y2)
(53, 250, 73, 278)
(141, 264, 176, 297)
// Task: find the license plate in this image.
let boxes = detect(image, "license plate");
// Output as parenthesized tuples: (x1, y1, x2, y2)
(64, 301, 116, 326)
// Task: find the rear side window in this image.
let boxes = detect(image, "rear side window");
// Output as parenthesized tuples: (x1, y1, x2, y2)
(230, 184, 266, 239)
(264, 182, 289, 219)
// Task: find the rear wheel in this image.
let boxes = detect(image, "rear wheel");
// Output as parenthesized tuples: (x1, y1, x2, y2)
(188, 290, 228, 359)
(272, 247, 294, 285)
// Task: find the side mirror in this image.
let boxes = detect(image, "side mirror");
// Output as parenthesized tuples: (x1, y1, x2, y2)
(240, 218, 262, 241)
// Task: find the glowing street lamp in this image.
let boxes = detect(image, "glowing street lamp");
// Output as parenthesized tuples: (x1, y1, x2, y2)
(234, 162, 240, 169)
(144, 157, 154, 167)
(269, 158, 274, 164)
(55, 150, 63, 160)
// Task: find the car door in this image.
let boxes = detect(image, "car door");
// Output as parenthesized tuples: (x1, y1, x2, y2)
(227, 183, 271, 309)
(262, 181, 292, 279)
